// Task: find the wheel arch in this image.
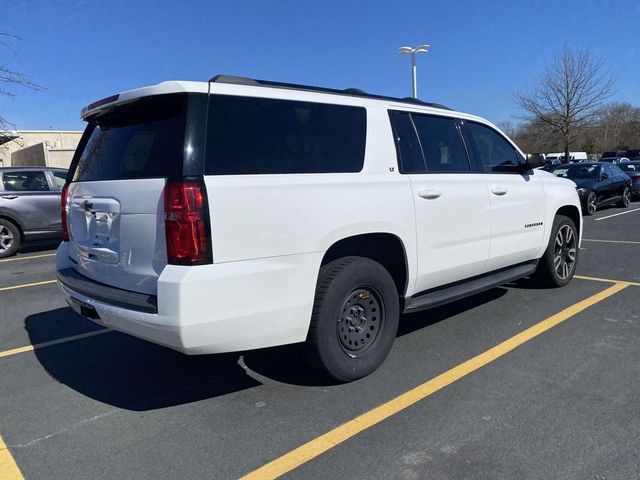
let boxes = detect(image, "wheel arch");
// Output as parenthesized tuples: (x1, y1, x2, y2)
(0, 214, 25, 241)
(555, 205, 582, 243)
(320, 232, 409, 297)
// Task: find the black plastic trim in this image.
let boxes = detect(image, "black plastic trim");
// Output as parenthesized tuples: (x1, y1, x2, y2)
(403, 260, 538, 313)
(210, 74, 452, 110)
(57, 267, 158, 314)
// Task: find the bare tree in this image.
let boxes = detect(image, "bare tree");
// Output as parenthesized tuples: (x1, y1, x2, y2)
(515, 47, 614, 162)
(598, 102, 640, 151)
(0, 33, 42, 141)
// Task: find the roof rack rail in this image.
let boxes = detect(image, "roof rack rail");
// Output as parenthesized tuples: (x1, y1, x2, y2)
(209, 74, 451, 110)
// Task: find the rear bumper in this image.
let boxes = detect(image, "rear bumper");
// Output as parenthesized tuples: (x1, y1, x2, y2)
(56, 242, 321, 354)
(57, 268, 157, 314)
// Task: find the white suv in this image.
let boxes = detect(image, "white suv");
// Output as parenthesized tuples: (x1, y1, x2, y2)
(56, 75, 582, 381)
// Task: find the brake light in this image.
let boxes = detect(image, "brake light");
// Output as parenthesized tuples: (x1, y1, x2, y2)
(164, 178, 212, 265)
(61, 183, 70, 241)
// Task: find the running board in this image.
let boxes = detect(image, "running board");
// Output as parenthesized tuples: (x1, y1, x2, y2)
(403, 261, 538, 314)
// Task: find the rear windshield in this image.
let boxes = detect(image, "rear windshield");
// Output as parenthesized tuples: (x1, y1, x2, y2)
(72, 94, 186, 182)
(205, 95, 367, 175)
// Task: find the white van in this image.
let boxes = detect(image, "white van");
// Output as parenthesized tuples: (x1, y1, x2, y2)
(546, 152, 588, 163)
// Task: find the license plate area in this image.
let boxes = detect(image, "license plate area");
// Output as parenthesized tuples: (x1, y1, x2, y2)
(69, 297, 100, 320)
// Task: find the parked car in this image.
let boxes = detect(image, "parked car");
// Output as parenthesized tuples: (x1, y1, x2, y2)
(56, 75, 581, 381)
(544, 162, 632, 215)
(617, 161, 640, 198)
(0, 167, 66, 257)
(601, 149, 640, 161)
(624, 149, 640, 161)
(600, 156, 630, 164)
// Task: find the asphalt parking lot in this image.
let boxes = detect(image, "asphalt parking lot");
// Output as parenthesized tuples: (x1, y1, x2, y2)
(1, 205, 639, 480)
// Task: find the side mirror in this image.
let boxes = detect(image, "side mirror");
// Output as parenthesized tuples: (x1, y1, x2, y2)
(601, 173, 609, 180)
(525, 154, 545, 170)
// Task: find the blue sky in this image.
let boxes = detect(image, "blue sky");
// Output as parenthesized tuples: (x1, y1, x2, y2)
(1, 0, 639, 131)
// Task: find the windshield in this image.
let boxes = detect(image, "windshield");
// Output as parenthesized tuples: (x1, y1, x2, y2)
(72, 94, 187, 182)
(549, 164, 600, 180)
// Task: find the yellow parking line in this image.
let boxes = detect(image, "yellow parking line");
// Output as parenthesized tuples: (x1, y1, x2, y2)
(0, 280, 57, 292)
(0, 434, 24, 480)
(0, 329, 110, 359)
(575, 275, 640, 287)
(0, 253, 56, 263)
(239, 283, 628, 480)
(582, 239, 640, 245)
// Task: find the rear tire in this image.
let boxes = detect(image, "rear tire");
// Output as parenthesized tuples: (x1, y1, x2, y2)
(533, 215, 578, 288)
(617, 186, 631, 207)
(0, 218, 20, 258)
(306, 256, 399, 382)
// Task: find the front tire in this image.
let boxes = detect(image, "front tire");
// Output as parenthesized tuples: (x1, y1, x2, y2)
(0, 219, 20, 258)
(533, 215, 578, 288)
(306, 256, 399, 382)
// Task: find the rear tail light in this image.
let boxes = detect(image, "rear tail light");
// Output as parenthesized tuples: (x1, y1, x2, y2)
(164, 177, 212, 265)
(61, 183, 70, 241)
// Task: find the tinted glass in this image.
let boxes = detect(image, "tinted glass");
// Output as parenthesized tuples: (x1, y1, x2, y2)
(465, 122, 522, 173)
(52, 171, 66, 189)
(2, 171, 49, 191)
(72, 94, 186, 182)
(549, 164, 599, 180)
(206, 96, 366, 175)
(610, 164, 625, 176)
(389, 111, 426, 173)
(411, 114, 470, 173)
(618, 162, 640, 172)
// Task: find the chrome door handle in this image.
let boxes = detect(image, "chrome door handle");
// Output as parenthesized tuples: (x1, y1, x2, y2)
(491, 187, 508, 196)
(1, 195, 18, 200)
(418, 189, 442, 199)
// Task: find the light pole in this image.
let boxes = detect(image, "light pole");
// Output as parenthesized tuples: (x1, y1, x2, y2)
(398, 44, 430, 98)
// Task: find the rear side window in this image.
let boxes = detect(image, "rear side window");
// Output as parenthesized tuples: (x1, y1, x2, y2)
(205, 96, 366, 174)
(464, 122, 522, 173)
(389, 111, 426, 173)
(411, 114, 470, 173)
(2, 171, 50, 191)
(72, 94, 186, 182)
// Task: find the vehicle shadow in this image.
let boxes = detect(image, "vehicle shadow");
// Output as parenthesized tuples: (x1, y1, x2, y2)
(243, 287, 509, 386)
(17, 239, 60, 254)
(25, 307, 261, 412)
(505, 275, 555, 290)
(26, 287, 511, 401)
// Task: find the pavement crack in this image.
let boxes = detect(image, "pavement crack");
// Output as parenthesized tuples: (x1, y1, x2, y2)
(9, 409, 118, 448)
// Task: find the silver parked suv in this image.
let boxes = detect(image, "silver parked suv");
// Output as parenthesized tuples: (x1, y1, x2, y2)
(0, 167, 66, 257)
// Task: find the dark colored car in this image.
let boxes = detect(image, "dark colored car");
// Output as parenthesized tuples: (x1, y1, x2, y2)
(545, 162, 632, 215)
(0, 167, 67, 257)
(617, 161, 640, 198)
(624, 149, 640, 161)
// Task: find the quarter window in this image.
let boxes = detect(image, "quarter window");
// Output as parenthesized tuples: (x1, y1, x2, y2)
(206, 96, 366, 174)
(2, 171, 50, 191)
(52, 171, 67, 189)
(464, 122, 522, 173)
